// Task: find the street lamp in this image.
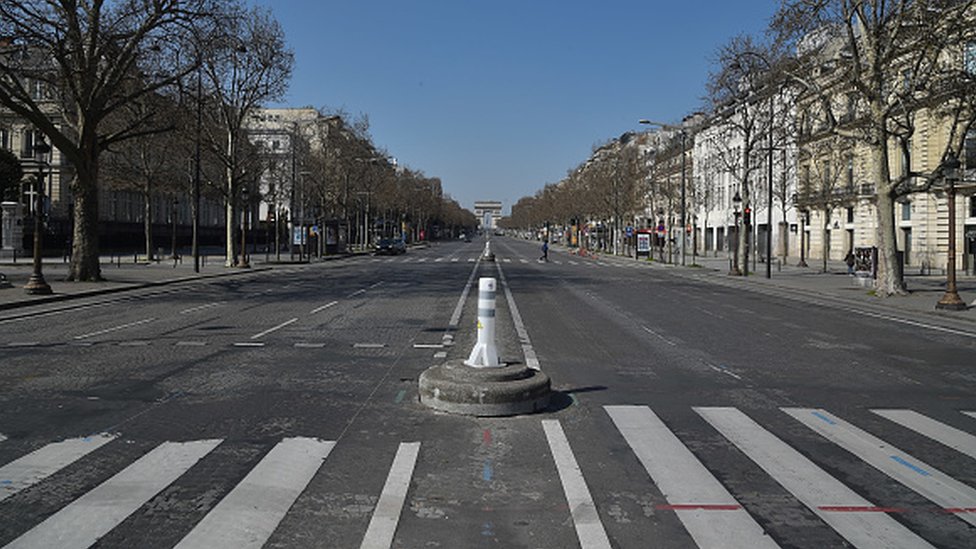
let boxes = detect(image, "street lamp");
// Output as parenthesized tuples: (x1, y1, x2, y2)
(170, 197, 179, 260)
(730, 191, 742, 276)
(239, 186, 250, 268)
(793, 193, 809, 267)
(640, 119, 688, 265)
(24, 138, 52, 295)
(936, 150, 965, 310)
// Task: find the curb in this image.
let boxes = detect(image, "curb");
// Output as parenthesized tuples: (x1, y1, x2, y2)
(0, 266, 273, 313)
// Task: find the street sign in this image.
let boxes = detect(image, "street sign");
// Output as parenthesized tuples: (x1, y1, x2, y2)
(657, 224, 665, 233)
(625, 226, 634, 237)
(637, 233, 651, 253)
(292, 227, 306, 245)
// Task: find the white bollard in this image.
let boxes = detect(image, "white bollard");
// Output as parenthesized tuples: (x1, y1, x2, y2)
(465, 277, 501, 368)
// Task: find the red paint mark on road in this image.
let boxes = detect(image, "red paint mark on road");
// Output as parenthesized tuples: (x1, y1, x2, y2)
(818, 506, 908, 513)
(942, 507, 976, 514)
(656, 503, 742, 511)
(483, 429, 491, 445)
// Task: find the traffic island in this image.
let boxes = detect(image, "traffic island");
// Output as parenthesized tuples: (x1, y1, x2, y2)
(419, 360, 551, 416)
(418, 276, 551, 416)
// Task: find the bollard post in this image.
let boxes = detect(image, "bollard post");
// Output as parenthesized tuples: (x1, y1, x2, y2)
(465, 277, 500, 368)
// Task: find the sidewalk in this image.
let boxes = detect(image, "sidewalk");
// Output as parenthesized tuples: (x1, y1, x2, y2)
(560, 245, 976, 326)
(0, 253, 295, 311)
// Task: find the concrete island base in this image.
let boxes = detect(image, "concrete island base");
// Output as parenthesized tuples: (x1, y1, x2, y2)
(418, 360, 551, 417)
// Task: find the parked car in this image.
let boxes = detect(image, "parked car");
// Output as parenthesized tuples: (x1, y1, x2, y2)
(374, 238, 407, 255)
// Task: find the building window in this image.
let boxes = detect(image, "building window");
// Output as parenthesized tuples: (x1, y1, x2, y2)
(901, 201, 911, 221)
(0, 128, 8, 150)
(846, 156, 854, 190)
(970, 196, 976, 218)
(20, 130, 35, 158)
(847, 207, 854, 223)
(965, 41, 976, 75)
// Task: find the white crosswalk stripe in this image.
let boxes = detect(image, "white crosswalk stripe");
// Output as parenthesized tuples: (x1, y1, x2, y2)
(697, 407, 931, 549)
(359, 442, 421, 549)
(962, 411, 976, 420)
(605, 406, 777, 548)
(785, 407, 976, 527)
(7, 439, 222, 549)
(872, 409, 976, 460)
(0, 433, 116, 503)
(175, 437, 334, 549)
(542, 420, 612, 549)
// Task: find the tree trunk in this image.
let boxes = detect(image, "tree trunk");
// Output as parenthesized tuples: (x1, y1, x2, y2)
(870, 142, 907, 296)
(69, 169, 102, 281)
(822, 212, 830, 273)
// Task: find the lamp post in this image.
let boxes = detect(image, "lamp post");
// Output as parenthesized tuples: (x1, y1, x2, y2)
(730, 190, 742, 275)
(936, 150, 965, 310)
(239, 186, 250, 268)
(640, 119, 688, 265)
(24, 138, 52, 295)
(793, 193, 809, 267)
(170, 197, 179, 260)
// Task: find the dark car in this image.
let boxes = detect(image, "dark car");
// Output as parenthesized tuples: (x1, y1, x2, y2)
(374, 238, 407, 255)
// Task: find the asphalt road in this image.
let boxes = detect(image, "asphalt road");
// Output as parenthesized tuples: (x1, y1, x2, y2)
(0, 236, 974, 548)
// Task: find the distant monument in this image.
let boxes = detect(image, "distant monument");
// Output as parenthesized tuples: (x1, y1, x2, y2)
(474, 200, 502, 231)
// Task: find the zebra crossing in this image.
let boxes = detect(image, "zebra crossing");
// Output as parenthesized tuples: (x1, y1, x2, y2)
(1, 406, 972, 547)
(365, 253, 655, 270)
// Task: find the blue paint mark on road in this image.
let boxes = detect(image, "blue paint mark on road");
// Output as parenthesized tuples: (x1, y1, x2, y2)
(890, 455, 930, 476)
(394, 389, 406, 404)
(811, 411, 837, 425)
(1, 480, 11, 485)
(482, 459, 493, 482)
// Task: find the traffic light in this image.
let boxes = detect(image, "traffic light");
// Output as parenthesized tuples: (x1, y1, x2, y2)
(743, 207, 752, 226)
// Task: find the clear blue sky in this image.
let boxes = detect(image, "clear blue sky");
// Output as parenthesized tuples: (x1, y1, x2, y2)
(254, 1, 778, 214)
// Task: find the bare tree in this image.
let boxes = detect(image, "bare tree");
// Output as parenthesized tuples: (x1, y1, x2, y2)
(200, 4, 293, 267)
(773, 0, 976, 295)
(0, 0, 227, 281)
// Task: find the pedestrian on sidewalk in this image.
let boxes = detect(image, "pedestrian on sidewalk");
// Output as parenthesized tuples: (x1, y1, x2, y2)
(844, 249, 855, 275)
(539, 241, 549, 262)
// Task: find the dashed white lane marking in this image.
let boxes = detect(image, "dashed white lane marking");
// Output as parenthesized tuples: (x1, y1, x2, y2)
(606, 406, 777, 548)
(417, 258, 427, 263)
(542, 420, 612, 549)
(641, 325, 676, 346)
(348, 289, 367, 298)
(467, 258, 476, 262)
(503, 258, 512, 263)
(7, 439, 222, 549)
(369, 281, 385, 289)
(519, 259, 528, 264)
(554, 260, 562, 265)
(568, 260, 578, 265)
(175, 341, 207, 347)
(250, 318, 299, 340)
(451, 257, 459, 262)
(180, 302, 223, 314)
(118, 341, 151, 347)
(359, 442, 421, 549)
(174, 438, 334, 549)
(0, 433, 5, 443)
(872, 409, 976, 460)
(434, 258, 444, 262)
(294, 343, 326, 348)
(0, 433, 117, 503)
(964, 411, 976, 420)
(6, 342, 39, 347)
(708, 364, 742, 380)
(433, 351, 447, 359)
(697, 407, 930, 549)
(353, 343, 386, 349)
(785, 408, 976, 527)
(73, 317, 156, 340)
(233, 342, 266, 348)
(310, 301, 339, 314)
(412, 343, 444, 349)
